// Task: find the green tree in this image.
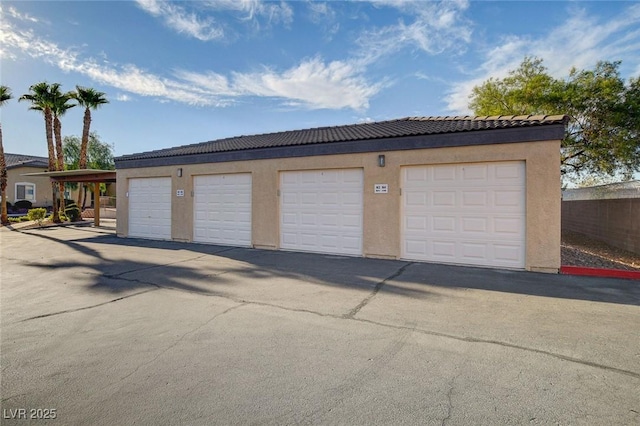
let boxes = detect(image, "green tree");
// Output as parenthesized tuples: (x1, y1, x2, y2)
(63, 133, 115, 170)
(72, 86, 108, 207)
(63, 133, 115, 208)
(469, 57, 640, 179)
(0, 85, 12, 225)
(19, 82, 61, 222)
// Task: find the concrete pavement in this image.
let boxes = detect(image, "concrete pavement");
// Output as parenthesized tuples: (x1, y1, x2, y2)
(1, 225, 639, 425)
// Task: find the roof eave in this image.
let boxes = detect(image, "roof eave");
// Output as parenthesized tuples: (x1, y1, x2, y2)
(116, 124, 565, 170)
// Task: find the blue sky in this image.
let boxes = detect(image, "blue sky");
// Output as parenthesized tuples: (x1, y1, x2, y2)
(1, 1, 639, 158)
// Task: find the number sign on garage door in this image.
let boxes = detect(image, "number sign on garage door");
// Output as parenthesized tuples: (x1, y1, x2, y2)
(280, 169, 363, 256)
(193, 173, 252, 247)
(128, 177, 172, 240)
(402, 161, 526, 269)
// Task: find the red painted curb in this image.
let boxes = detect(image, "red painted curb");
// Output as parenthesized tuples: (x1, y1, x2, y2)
(561, 265, 640, 280)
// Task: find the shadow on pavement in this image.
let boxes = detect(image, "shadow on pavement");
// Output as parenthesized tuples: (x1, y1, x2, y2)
(17, 227, 640, 307)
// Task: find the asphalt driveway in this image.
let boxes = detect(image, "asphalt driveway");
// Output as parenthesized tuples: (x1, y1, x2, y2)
(1, 225, 639, 425)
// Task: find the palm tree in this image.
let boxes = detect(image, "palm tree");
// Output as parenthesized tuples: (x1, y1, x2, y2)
(73, 86, 108, 207)
(51, 85, 75, 209)
(0, 85, 13, 225)
(19, 82, 60, 222)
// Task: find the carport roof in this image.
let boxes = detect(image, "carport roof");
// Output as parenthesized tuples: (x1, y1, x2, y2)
(115, 115, 568, 169)
(21, 169, 116, 183)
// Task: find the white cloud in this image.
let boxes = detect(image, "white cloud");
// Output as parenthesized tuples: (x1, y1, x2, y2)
(135, 0, 293, 41)
(135, 0, 224, 41)
(357, 0, 472, 64)
(116, 94, 132, 102)
(1, 5, 39, 23)
(1, 18, 381, 110)
(307, 2, 339, 40)
(203, 0, 293, 27)
(230, 57, 385, 110)
(176, 57, 384, 110)
(445, 4, 640, 114)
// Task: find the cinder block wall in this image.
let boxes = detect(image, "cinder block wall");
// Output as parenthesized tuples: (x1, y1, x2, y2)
(562, 199, 640, 255)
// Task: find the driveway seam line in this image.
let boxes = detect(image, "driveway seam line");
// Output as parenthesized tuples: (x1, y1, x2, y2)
(18, 287, 161, 322)
(114, 302, 247, 384)
(343, 261, 414, 319)
(104, 253, 214, 279)
(168, 290, 640, 380)
(354, 318, 640, 380)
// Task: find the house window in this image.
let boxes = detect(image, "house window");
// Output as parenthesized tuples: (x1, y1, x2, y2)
(15, 182, 36, 201)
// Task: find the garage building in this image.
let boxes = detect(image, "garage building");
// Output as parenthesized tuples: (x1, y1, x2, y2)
(115, 115, 566, 272)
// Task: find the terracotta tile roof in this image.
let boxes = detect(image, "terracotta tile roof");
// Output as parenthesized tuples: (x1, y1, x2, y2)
(116, 115, 568, 162)
(5, 153, 50, 169)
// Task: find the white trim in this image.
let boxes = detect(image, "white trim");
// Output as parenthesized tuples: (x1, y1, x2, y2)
(14, 182, 36, 202)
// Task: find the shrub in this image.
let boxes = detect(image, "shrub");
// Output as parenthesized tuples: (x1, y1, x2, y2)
(65, 202, 81, 222)
(27, 208, 47, 226)
(48, 211, 68, 222)
(14, 200, 33, 210)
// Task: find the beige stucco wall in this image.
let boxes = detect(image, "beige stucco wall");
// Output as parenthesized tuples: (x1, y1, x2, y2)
(6, 167, 83, 208)
(116, 139, 561, 272)
(6, 166, 53, 207)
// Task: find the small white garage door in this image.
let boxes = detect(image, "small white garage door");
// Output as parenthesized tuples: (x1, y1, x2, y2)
(128, 177, 172, 240)
(402, 161, 526, 269)
(193, 173, 252, 246)
(280, 169, 363, 256)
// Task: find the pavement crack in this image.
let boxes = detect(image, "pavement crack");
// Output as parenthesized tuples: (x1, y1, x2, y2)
(116, 302, 247, 383)
(147, 277, 640, 381)
(1, 393, 27, 403)
(18, 288, 160, 322)
(354, 318, 640, 380)
(343, 262, 414, 319)
(442, 375, 457, 425)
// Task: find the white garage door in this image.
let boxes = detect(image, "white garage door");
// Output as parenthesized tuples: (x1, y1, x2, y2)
(128, 177, 172, 240)
(193, 173, 252, 246)
(280, 169, 363, 256)
(402, 161, 526, 269)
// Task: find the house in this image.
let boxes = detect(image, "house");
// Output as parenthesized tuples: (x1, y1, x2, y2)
(115, 115, 567, 273)
(5, 153, 52, 208)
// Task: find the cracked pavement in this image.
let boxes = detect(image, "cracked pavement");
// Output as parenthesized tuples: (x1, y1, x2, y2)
(1, 225, 639, 425)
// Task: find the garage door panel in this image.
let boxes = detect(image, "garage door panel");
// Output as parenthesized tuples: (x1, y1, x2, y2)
(128, 177, 172, 240)
(406, 192, 427, 206)
(433, 216, 454, 232)
(342, 214, 361, 228)
(434, 167, 455, 181)
(461, 242, 487, 259)
(462, 165, 488, 180)
(495, 162, 523, 179)
(193, 173, 252, 247)
(494, 217, 521, 234)
(406, 216, 427, 231)
(495, 190, 522, 207)
(461, 217, 488, 232)
(462, 191, 488, 207)
(433, 191, 455, 206)
(494, 244, 522, 262)
(402, 161, 525, 269)
(280, 169, 363, 256)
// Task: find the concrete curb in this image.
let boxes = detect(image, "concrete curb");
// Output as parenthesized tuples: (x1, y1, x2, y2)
(561, 265, 640, 280)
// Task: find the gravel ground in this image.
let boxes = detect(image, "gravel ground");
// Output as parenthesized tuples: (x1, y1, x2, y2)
(561, 230, 640, 271)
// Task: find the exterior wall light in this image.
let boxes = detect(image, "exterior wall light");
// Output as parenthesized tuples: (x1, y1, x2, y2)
(378, 154, 385, 167)
(177, 168, 183, 177)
